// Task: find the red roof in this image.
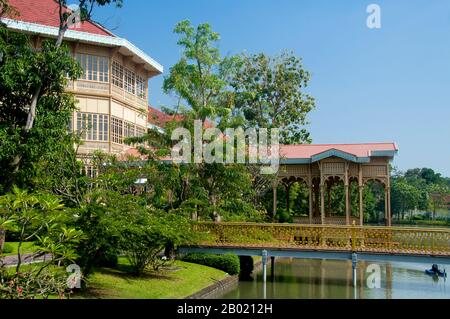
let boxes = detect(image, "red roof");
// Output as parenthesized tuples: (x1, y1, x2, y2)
(148, 106, 184, 128)
(6, 0, 114, 37)
(147, 106, 214, 129)
(280, 143, 398, 159)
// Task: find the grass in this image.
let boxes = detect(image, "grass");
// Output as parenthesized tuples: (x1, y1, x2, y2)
(76, 258, 228, 299)
(1, 242, 39, 257)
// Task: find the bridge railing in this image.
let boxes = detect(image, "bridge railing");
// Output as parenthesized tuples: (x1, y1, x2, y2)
(192, 222, 450, 256)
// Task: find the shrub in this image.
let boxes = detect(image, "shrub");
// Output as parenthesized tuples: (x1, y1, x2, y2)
(2, 243, 13, 254)
(119, 212, 193, 275)
(275, 208, 293, 223)
(97, 248, 119, 268)
(182, 253, 240, 275)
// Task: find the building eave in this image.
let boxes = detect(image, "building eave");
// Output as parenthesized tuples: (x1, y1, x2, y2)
(1, 18, 163, 75)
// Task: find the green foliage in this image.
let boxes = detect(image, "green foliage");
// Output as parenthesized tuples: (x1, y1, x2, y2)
(0, 267, 70, 299)
(73, 190, 194, 276)
(117, 210, 194, 275)
(73, 191, 126, 277)
(275, 208, 293, 223)
(0, 187, 83, 299)
(1, 242, 12, 254)
(163, 20, 231, 122)
(230, 51, 315, 144)
(182, 253, 240, 275)
(0, 187, 83, 271)
(0, 27, 81, 193)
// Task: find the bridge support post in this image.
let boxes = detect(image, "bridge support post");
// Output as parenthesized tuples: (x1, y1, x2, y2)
(352, 253, 358, 288)
(270, 256, 275, 281)
(262, 250, 268, 283)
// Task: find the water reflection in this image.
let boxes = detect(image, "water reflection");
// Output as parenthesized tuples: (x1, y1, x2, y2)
(217, 258, 449, 299)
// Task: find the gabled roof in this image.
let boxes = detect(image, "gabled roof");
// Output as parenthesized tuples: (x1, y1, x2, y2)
(5, 0, 113, 36)
(2, 0, 163, 74)
(280, 143, 398, 164)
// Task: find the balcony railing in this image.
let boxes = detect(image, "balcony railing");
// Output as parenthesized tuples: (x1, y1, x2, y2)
(65, 79, 147, 109)
(191, 222, 450, 256)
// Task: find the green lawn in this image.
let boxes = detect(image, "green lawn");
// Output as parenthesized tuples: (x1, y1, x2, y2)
(1, 242, 39, 257)
(76, 259, 228, 299)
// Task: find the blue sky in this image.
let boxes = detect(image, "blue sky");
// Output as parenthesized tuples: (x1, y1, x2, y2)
(92, 0, 450, 177)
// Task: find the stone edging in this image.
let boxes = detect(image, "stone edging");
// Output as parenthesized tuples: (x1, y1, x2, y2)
(186, 273, 239, 299)
(186, 260, 263, 299)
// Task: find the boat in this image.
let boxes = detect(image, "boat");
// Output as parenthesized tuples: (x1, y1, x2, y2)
(425, 264, 447, 278)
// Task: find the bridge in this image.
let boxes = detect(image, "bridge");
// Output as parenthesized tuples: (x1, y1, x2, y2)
(179, 222, 450, 288)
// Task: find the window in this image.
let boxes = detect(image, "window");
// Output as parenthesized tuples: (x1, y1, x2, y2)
(124, 121, 136, 138)
(136, 126, 146, 137)
(76, 113, 109, 141)
(82, 166, 98, 178)
(112, 60, 147, 99)
(99, 114, 109, 141)
(136, 75, 146, 99)
(124, 68, 136, 94)
(111, 117, 123, 144)
(68, 114, 73, 132)
(112, 61, 124, 88)
(99, 58, 109, 82)
(76, 53, 109, 83)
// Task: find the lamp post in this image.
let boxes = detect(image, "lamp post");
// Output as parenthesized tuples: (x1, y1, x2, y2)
(135, 178, 148, 205)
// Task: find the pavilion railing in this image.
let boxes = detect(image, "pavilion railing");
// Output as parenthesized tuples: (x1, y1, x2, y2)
(191, 222, 450, 256)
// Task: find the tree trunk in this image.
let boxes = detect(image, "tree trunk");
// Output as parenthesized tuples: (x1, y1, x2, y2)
(0, 229, 5, 254)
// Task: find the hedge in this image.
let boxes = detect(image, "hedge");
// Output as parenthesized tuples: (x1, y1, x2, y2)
(181, 253, 240, 275)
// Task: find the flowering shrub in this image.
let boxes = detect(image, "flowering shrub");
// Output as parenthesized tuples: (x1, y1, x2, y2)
(0, 269, 71, 299)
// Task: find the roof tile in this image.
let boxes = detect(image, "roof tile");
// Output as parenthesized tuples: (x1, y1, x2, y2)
(6, 0, 114, 37)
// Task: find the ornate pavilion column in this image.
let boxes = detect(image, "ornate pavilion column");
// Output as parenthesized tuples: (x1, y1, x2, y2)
(320, 184, 325, 225)
(384, 184, 392, 227)
(319, 163, 325, 225)
(386, 168, 392, 226)
(308, 166, 313, 224)
(384, 186, 388, 225)
(359, 164, 364, 226)
(359, 186, 364, 226)
(273, 180, 278, 220)
(345, 163, 350, 226)
(285, 182, 291, 215)
(308, 182, 313, 224)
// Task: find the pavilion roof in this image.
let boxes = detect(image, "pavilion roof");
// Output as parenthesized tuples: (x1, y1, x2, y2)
(280, 143, 398, 163)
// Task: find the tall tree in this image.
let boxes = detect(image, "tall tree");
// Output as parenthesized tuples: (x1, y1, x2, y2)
(162, 21, 260, 221)
(3, 0, 122, 182)
(230, 51, 315, 144)
(0, 0, 122, 191)
(163, 20, 233, 123)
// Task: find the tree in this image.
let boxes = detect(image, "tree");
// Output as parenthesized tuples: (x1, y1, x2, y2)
(0, 187, 83, 299)
(428, 184, 448, 220)
(230, 51, 315, 144)
(0, 0, 18, 19)
(391, 179, 421, 220)
(163, 20, 234, 123)
(161, 20, 262, 221)
(2, 0, 122, 186)
(0, 28, 81, 192)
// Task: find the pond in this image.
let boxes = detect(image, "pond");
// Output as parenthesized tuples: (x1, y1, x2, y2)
(215, 258, 449, 299)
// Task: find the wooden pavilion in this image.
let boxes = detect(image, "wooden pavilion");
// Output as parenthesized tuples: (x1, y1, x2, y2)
(274, 143, 398, 226)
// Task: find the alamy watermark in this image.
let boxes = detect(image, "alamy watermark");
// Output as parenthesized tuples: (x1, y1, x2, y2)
(66, 4, 82, 29)
(171, 121, 280, 174)
(66, 264, 82, 289)
(367, 4, 381, 29)
(366, 263, 382, 289)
